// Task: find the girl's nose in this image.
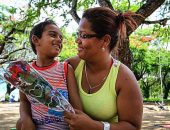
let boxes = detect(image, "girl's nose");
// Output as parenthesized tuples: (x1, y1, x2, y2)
(57, 35, 62, 42)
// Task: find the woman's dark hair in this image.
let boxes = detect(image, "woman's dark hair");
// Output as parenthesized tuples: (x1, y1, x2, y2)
(29, 19, 57, 54)
(82, 7, 140, 52)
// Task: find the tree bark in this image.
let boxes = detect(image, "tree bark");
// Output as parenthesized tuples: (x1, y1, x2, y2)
(163, 85, 170, 99)
(134, 0, 166, 33)
(98, 0, 114, 10)
(69, 0, 80, 23)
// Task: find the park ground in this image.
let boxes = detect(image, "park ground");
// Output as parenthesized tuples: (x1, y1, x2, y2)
(0, 102, 170, 130)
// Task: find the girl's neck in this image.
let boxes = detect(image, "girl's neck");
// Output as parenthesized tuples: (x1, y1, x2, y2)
(36, 57, 56, 67)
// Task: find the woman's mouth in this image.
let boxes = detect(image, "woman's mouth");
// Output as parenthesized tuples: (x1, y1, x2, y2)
(78, 47, 84, 51)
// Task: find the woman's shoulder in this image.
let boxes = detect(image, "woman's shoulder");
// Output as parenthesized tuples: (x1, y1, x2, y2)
(118, 63, 134, 76)
(116, 62, 138, 91)
(65, 56, 81, 70)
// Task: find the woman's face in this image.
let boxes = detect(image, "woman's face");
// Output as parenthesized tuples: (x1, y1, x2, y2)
(76, 18, 104, 61)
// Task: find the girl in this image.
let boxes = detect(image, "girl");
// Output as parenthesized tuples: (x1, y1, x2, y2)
(16, 19, 82, 130)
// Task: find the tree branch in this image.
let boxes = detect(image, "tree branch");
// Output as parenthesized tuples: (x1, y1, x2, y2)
(0, 28, 16, 55)
(0, 58, 36, 65)
(98, 0, 114, 10)
(0, 43, 5, 56)
(143, 18, 169, 26)
(136, 0, 166, 18)
(0, 47, 27, 59)
(128, 0, 166, 35)
(0, 27, 25, 55)
(69, 0, 80, 24)
(127, 0, 131, 11)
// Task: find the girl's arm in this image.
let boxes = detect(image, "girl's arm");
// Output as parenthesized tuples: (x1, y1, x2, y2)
(66, 64, 83, 110)
(18, 91, 36, 130)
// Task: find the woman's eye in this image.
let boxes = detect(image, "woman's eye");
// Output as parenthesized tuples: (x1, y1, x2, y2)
(82, 34, 88, 38)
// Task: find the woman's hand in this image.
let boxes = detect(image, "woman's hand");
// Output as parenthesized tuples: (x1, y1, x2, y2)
(64, 109, 102, 130)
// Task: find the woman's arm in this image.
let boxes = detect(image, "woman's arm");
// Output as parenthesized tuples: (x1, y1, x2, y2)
(110, 63, 143, 130)
(67, 64, 83, 110)
(66, 56, 80, 71)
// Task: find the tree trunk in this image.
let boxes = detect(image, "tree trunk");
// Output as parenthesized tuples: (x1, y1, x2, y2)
(163, 82, 170, 99)
(112, 38, 132, 69)
(143, 86, 150, 99)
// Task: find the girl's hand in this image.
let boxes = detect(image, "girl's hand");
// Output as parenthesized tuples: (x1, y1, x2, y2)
(64, 109, 102, 130)
(21, 117, 36, 130)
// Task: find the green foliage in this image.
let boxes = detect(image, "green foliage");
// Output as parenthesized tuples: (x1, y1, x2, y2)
(153, 24, 170, 43)
(0, 5, 16, 18)
(131, 44, 170, 99)
(0, 34, 5, 44)
(130, 26, 170, 99)
(77, 0, 94, 10)
(59, 33, 77, 61)
(143, 98, 170, 103)
(5, 93, 9, 101)
(111, 0, 142, 12)
(134, 27, 155, 36)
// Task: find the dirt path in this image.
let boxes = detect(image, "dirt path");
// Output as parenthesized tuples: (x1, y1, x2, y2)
(0, 102, 170, 130)
(142, 105, 170, 130)
(0, 102, 19, 130)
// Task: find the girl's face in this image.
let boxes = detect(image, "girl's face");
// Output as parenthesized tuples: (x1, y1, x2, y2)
(76, 18, 104, 61)
(35, 24, 63, 59)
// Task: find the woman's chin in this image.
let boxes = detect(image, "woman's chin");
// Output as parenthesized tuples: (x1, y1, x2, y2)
(77, 53, 85, 59)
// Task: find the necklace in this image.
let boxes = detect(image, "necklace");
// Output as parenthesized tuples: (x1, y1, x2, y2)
(84, 63, 108, 94)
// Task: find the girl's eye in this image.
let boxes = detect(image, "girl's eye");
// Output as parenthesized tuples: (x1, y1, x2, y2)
(59, 35, 63, 41)
(49, 33, 63, 41)
(49, 33, 56, 37)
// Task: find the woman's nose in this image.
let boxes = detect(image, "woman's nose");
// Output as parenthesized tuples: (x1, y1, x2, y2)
(75, 37, 81, 44)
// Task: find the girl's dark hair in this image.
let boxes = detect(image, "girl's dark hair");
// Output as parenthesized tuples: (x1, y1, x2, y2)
(82, 7, 139, 52)
(29, 19, 57, 54)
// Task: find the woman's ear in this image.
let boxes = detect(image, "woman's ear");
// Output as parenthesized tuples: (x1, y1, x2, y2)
(102, 34, 111, 48)
(32, 35, 40, 46)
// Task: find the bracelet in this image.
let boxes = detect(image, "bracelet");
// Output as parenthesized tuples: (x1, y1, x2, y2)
(102, 121, 110, 130)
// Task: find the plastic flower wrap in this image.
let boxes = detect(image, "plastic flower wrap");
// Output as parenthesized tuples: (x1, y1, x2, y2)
(0, 60, 74, 114)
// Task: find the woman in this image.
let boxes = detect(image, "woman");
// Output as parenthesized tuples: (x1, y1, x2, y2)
(64, 7, 143, 130)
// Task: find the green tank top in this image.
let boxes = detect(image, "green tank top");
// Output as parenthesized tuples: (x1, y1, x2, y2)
(75, 59, 120, 123)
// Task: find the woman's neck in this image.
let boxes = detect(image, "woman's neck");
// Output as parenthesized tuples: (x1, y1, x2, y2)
(86, 54, 112, 73)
